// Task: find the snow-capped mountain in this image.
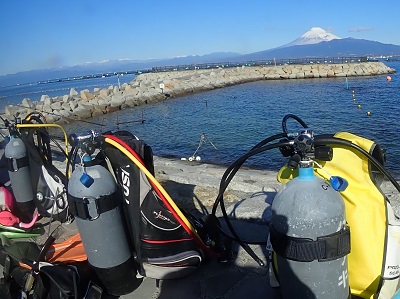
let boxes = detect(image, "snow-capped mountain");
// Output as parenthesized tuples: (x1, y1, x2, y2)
(280, 27, 341, 48)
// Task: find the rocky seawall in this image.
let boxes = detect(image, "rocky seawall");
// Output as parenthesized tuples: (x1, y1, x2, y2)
(2, 61, 395, 124)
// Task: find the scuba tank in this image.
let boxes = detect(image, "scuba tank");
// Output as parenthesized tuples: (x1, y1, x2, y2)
(67, 131, 141, 296)
(4, 133, 35, 223)
(212, 114, 398, 298)
(270, 129, 351, 299)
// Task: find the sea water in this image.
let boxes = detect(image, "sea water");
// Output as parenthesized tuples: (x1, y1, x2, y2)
(1, 63, 399, 178)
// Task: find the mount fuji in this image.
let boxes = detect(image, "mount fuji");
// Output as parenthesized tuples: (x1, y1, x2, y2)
(279, 27, 341, 48)
(231, 27, 400, 62)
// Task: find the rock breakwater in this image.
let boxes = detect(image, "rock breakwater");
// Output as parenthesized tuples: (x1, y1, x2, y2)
(2, 62, 395, 124)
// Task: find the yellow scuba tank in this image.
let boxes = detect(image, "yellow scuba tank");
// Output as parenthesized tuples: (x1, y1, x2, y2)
(277, 132, 400, 299)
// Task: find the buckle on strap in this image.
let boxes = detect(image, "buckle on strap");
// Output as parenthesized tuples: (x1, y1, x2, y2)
(68, 192, 120, 221)
(84, 197, 99, 220)
(7, 156, 29, 172)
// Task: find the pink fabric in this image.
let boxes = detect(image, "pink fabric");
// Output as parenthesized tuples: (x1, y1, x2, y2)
(19, 209, 39, 229)
(0, 186, 38, 229)
(0, 209, 38, 228)
(0, 210, 19, 226)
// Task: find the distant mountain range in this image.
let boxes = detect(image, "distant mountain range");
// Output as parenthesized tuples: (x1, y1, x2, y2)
(2, 27, 400, 87)
(0, 52, 242, 87)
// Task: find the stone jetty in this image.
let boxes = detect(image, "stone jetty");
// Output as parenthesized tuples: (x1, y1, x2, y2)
(2, 61, 395, 124)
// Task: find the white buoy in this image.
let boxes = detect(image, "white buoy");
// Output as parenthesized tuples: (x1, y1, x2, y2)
(195, 156, 201, 161)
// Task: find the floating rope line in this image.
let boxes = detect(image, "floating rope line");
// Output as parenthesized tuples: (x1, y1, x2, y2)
(116, 110, 145, 128)
(183, 133, 218, 161)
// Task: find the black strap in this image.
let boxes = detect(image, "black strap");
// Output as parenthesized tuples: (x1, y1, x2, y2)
(6, 156, 29, 172)
(103, 133, 148, 275)
(270, 225, 350, 262)
(68, 191, 120, 220)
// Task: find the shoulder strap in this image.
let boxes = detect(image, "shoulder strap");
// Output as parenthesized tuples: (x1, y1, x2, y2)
(102, 134, 146, 275)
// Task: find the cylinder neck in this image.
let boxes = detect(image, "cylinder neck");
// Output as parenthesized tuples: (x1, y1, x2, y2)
(298, 161, 315, 180)
(83, 156, 92, 163)
(83, 155, 97, 167)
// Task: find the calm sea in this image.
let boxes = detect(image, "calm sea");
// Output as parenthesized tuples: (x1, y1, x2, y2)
(1, 63, 400, 178)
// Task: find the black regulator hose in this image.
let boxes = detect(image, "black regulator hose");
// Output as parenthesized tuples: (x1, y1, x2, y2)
(33, 127, 68, 159)
(281, 113, 308, 135)
(219, 133, 290, 198)
(213, 139, 293, 215)
(250, 132, 288, 151)
(314, 135, 400, 193)
(66, 146, 79, 179)
(212, 140, 293, 267)
(25, 111, 47, 123)
(22, 114, 68, 162)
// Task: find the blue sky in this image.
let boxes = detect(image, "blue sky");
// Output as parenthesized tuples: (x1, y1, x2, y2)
(1, 0, 400, 76)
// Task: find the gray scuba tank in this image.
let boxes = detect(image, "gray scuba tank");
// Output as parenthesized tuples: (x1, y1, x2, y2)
(4, 135, 35, 222)
(68, 156, 141, 296)
(270, 161, 350, 299)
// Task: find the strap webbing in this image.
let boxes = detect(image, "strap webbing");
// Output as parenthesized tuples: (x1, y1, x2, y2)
(7, 156, 29, 172)
(68, 191, 120, 220)
(270, 225, 350, 262)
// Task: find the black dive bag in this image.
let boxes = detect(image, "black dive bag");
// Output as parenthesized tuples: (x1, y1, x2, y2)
(103, 131, 204, 279)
